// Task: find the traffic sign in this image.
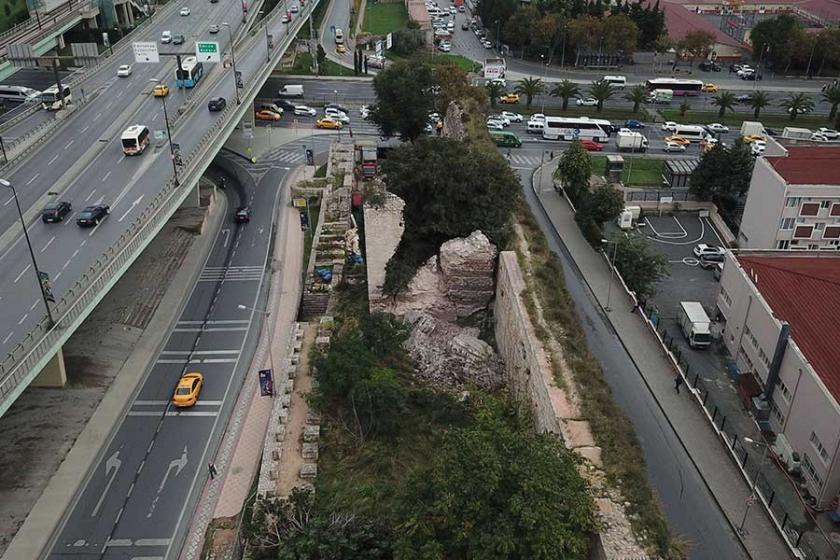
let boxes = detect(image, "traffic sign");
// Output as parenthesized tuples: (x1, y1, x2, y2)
(196, 41, 221, 62)
(132, 41, 159, 63)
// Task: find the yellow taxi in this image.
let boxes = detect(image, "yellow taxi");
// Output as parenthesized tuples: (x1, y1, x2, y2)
(664, 135, 691, 145)
(255, 109, 281, 121)
(173, 372, 203, 407)
(701, 83, 718, 93)
(152, 83, 170, 97)
(336, 44, 347, 54)
(742, 134, 766, 144)
(499, 93, 520, 104)
(316, 117, 343, 129)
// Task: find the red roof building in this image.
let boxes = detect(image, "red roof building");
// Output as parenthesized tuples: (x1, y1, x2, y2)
(767, 146, 840, 186)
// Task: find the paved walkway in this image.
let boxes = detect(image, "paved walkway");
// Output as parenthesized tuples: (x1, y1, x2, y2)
(532, 160, 794, 559)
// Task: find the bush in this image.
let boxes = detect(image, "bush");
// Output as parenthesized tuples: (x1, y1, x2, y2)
(391, 27, 425, 55)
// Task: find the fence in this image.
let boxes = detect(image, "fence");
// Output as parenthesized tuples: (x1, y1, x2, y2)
(626, 189, 693, 202)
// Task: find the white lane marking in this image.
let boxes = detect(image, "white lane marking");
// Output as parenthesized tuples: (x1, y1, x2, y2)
(17, 314, 27, 325)
(118, 155, 125, 164)
(88, 222, 103, 237)
(54, 271, 62, 280)
(41, 235, 55, 252)
(101, 171, 112, 182)
(94, 112, 101, 120)
(152, 112, 159, 121)
(48, 154, 59, 165)
(14, 264, 30, 283)
(2, 332, 12, 345)
(81, 125, 89, 134)
(85, 189, 97, 201)
(29, 299, 38, 311)
(65, 139, 74, 150)
(3, 196, 13, 206)
(25, 173, 39, 185)
(117, 195, 144, 222)
(62, 257, 72, 270)
(64, 212, 76, 225)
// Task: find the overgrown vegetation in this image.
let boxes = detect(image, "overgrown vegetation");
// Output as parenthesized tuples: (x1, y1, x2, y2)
(689, 140, 754, 228)
(591, 155, 663, 186)
(362, 1, 408, 35)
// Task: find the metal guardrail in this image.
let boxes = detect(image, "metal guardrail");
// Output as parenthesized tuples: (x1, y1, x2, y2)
(0, 0, 315, 412)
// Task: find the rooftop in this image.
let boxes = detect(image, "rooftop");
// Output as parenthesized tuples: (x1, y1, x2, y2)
(656, 0, 744, 48)
(736, 253, 840, 403)
(767, 146, 840, 185)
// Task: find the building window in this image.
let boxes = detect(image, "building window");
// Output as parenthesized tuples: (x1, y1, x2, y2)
(810, 432, 831, 465)
(801, 203, 820, 216)
(824, 226, 840, 239)
(831, 203, 840, 217)
(777, 240, 790, 249)
(794, 225, 814, 239)
(786, 197, 801, 208)
(720, 287, 732, 306)
(781, 217, 795, 230)
(778, 380, 791, 401)
(821, 201, 832, 208)
(771, 401, 785, 426)
(803, 453, 825, 490)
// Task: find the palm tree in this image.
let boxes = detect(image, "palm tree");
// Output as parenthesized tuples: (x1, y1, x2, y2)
(748, 91, 771, 119)
(679, 98, 691, 116)
(485, 82, 504, 108)
(822, 84, 840, 120)
(514, 76, 544, 109)
(589, 80, 615, 112)
(624, 85, 647, 113)
(550, 80, 579, 111)
(711, 92, 737, 118)
(780, 93, 815, 121)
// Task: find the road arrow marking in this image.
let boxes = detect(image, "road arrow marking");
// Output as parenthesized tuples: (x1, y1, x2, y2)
(91, 449, 122, 517)
(118, 195, 145, 222)
(158, 446, 189, 493)
(221, 228, 230, 247)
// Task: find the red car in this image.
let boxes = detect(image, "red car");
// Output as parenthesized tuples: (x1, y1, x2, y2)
(579, 139, 603, 151)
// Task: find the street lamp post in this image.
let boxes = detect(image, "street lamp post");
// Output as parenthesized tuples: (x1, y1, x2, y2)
(738, 437, 770, 536)
(149, 79, 180, 186)
(238, 304, 276, 377)
(755, 45, 769, 91)
(540, 54, 548, 113)
(222, 23, 241, 104)
(601, 238, 619, 312)
(1, 179, 55, 326)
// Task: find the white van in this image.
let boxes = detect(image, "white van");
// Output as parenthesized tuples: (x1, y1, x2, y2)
(526, 120, 545, 134)
(674, 124, 706, 142)
(603, 75, 626, 88)
(278, 84, 304, 98)
(335, 28, 344, 44)
(0, 85, 40, 103)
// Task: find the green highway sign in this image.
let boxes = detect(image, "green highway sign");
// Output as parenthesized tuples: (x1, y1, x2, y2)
(196, 41, 221, 62)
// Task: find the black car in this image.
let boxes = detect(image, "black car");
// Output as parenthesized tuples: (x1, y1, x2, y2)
(208, 97, 226, 111)
(41, 200, 72, 223)
(741, 72, 761, 81)
(325, 102, 349, 114)
(274, 98, 297, 111)
(699, 61, 721, 72)
(77, 204, 109, 227)
(736, 94, 751, 104)
(235, 207, 251, 223)
(699, 253, 725, 269)
(173, 34, 185, 45)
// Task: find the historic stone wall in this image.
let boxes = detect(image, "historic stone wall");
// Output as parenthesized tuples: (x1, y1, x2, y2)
(363, 194, 405, 312)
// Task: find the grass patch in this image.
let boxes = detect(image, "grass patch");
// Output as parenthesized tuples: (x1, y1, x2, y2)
(660, 109, 833, 130)
(294, 0, 329, 40)
(361, 2, 407, 35)
(278, 53, 356, 76)
(314, 163, 327, 177)
(591, 155, 663, 186)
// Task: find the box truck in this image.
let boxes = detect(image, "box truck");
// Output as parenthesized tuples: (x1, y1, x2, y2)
(677, 301, 712, 349)
(616, 130, 648, 152)
(740, 121, 765, 138)
(782, 127, 812, 140)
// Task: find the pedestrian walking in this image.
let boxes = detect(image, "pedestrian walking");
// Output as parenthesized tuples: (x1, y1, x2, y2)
(208, 462, 218, 479)
(80, 87, 85, 102)
(674, 375, 684, 394)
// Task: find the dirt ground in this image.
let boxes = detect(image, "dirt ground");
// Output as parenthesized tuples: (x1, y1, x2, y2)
(0, 189, 213, 555)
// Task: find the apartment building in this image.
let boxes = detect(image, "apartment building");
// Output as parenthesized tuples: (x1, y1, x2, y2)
(715, 250, 840, 506)
(738, 147, 840, 251)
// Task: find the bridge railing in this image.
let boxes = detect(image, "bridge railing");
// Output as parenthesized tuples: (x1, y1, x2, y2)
(0, 0, 316, 414)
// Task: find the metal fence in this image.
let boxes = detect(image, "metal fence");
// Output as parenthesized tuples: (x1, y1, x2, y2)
(626, 189, 693, 202)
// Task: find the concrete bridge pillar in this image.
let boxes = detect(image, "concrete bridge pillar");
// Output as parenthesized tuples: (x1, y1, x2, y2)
(56, 33, 66, 50)
(32, 347, 67, 387)
(179, 182, 201, 209)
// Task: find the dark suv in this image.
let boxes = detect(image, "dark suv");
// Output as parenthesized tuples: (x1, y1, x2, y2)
(699, 253, 725, 269)
(41, 200, 72, 223)
(173, 34, 186, 45)
(76, 204, 110, 227)
(274, 99, 297, 111)
(208, 97, 227, 111)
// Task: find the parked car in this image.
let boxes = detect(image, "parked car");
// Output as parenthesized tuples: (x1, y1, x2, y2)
(482, 39, 492, 48)
(76, 204, 110, 227)
(699, 253, 725, 269)
(624, 119, 645, 129)
(41, 200, 72, 223)
(699, 61, 721, 72)
(208, 97, 226, 111)
(663, 141, 686, 153)
(579, 139, 603, 151)
(576, 97, 598, 107)
(693, 244, 725, 258)
(705, 123, 729, 134)
(116, 64, 132, 77)
(438, 41, 451, 52)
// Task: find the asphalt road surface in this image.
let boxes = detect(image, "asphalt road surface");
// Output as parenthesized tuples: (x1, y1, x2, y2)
(46, 153, 291, 559)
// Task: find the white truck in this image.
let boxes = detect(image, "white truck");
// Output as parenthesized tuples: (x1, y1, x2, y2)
(648, 89, 673, 104)
(782, 127, 812, 140)
(616, 130, 648, 152)
(740, 121, 765, 138)
(677, 301, 712, 349)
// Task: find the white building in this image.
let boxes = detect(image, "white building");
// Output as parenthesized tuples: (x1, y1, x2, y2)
(738, 146, 840, 251)
(716, 250, 840, 506)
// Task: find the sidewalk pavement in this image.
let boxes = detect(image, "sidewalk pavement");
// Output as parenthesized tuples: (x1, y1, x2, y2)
(532, 159, 794, 559)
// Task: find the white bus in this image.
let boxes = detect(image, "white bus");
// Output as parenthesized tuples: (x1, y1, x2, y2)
(603, 75, 626, 88)
(41, 84, 71, 110)
(543, 116, 611, 142)
(121, 125, 151, 155)
(0, 85, 40, 103)
(674, 124, 707, 142)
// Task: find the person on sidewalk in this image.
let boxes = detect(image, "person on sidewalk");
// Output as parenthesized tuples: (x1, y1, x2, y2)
(674, 375, 684, 394)
(208, 462, 218, 479)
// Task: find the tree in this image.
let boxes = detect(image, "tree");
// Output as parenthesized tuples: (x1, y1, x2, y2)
(382, 139, 518, 295)
(485, 81, 505, 107)
(690, 141, 755, 217)
(503, 5, 540, 55)
(610, 235, 669, 298)
(749, 15, 805, 72)
(515, 76, 545, 108)
(532, 13, 564, 59)
(780, 92, 814, 120)
(679, 98, 691, 116)
(396, 397, 594, 560)
(822, 83, 840, 120)
(589, 79, 615, 112)
(551, 79, 580, 110)
(433, 63, 483, 113)
(578, 184, 625, 226)
(555, 141, 592, 205)
(567, 15, 602, 65)
(369, 61, 435, 141)
(601, 13, 639, 56)
(711, 91, 737, 117)
(748, 90, 771, 119)
(678, 30, 715, 67)
(391, 27, 426, 56)
(316, 44, 327, 74)
(624, 84, 647, 113)
(478, 0, 518, 43)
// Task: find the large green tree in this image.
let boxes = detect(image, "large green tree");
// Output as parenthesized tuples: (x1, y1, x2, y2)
(749, 15, 805, 72)
(551, 79, 580, 110)
(369, 61, 435, 141)
(601, 13, 639, 56)
(748, 90, 771, 119)
(610, 235, 670, 297)
(555, 141, 592, 205)
(503, 5, 541, 54)
(589, 79, 615, 112)
(395, 398, 594, 560)
(579, 184, 625, 226)
(689, 141, 755, 216)
(711, 91, 737, 117)
(677, 30, 715, 67)
(624, 84, 647, 113)
(485, 81, 505, 108)
(515, 76, 545, 108)
(780, 92, 814, 120)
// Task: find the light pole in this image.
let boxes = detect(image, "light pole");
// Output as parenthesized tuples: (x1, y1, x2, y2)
(238, 304, 276, 376)
(755, 44, 769, 91)
(149, 79, 180, 186)
(560, 24, 568, 69)
(222, 22, 241, 104)
(738, 437, 770, 536)
(258, 10, 271, 63)
(1, 179, 55, 326)
(601, 238, 619, 312)
(540, 54, 548, 113)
